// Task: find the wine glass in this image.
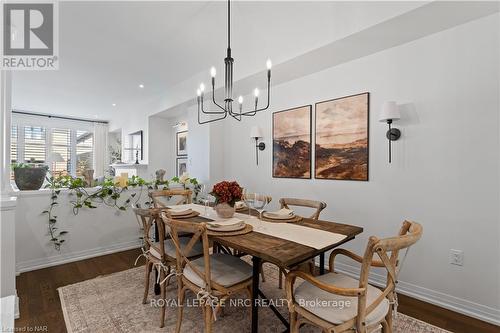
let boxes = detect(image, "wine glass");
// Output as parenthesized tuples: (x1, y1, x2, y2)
(252, 193, 268, 220)
(242, 188, 254, 216)
(199, 184, 211, 217)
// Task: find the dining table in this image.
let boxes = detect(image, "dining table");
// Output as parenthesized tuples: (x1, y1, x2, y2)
(153, 204, 363, 333)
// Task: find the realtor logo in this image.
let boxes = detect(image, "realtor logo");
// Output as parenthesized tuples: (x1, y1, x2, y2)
(1, 1, 59, 70)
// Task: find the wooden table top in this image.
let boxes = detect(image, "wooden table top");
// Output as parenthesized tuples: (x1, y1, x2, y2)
(183, 211, 363, 269)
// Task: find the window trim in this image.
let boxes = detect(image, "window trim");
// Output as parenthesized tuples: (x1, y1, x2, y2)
(12, 115, 95, 177)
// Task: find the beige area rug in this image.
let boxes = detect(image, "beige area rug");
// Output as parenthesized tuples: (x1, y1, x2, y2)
(58, 261, 451, 333)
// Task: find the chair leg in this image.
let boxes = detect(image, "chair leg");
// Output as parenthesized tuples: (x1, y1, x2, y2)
(245, 285, 253, 318)
(278, 268, 284, 289)
(143, 262, 152, 304)
(166, 265, 172, 286)
(381, 319, 391, 333)
(203, 304, 213, 333)
(175, 286, 186, 333)
(260, 262, 266, 282)
(385, 308, 394, 333)
(308, 260, 315, 276)
(290, 310, 298, 333)
(159, 269, 166, 328)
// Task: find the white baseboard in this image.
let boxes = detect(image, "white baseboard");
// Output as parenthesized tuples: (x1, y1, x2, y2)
(0, 295, 17, 329)
(16, 239, 142, 274)
(15, 294, 19, 319)
(332, 261, 500, 326)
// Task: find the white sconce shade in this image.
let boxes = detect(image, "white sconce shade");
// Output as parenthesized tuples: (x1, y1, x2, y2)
(379, 101, 401, 122)
(49, 152, 65, 163)
(250, 126, 263, 139)
(379, 101, 402, 163)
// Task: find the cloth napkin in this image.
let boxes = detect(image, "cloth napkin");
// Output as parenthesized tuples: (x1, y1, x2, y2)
(207, 217, 245, 228)
(167, 205, 192, 216)
(264, 208, 295, 219)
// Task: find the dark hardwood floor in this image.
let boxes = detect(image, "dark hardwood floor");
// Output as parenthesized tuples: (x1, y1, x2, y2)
(15, 248, 499, 333)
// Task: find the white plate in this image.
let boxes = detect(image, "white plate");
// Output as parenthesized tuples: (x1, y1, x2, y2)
(207, 222, 246, 232)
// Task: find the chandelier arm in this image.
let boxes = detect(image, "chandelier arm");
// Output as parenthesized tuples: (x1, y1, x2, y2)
(198, 102, 228, 124)
(229, 103, 243, 121)
(210, 87, 228, 112)
(200, 95, 226, 114)
(201, 103, 226, 114)
(240, 77, 271, 116)
(228, 106, 240, 117)
(228, 112, 241, 122)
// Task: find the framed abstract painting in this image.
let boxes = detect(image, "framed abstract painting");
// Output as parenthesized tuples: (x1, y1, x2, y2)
(315, 92, 369, 181)
(272, 105, 312, 179)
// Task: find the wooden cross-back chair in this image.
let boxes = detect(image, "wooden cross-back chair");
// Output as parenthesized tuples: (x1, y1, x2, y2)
(133, 207, 203, 328)
(133, 207, 171, 328)
(286, 220, 423, 333)
(279, 197, 327, 220)
(266, 198, 327, 289)
(163, 215, 253, 333)
(151, 188, 193, 207)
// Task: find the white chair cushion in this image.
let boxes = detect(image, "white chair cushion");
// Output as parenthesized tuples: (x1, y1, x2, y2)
(150, 237, 203, 259)
(183, 253, 253, 288)
(294, 272, 390, 326)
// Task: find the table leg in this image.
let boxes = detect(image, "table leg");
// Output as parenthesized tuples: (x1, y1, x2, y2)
(251, 256, 261, 333)
(319, 252, 325, 275)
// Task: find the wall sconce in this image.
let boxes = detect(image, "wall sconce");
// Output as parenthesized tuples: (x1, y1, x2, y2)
(250, 126, 266, 165)
(379, 101, 401, 163)
(172, 121, 188, 130)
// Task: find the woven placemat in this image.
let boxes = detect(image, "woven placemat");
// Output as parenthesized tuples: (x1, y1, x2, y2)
(207, 224, 253, 236)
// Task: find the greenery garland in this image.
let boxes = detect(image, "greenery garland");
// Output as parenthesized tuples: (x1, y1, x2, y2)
(42, 174, 199, 250)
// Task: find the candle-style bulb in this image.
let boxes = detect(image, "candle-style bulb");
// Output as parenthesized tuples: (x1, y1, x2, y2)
(254, 88, 260, 97)
(196, 89, 201, 97)
(238, 96, 243, 104)
(266, 59, 272, 70)
(200, 83, 205, 92)
(210, 67, 216, 77)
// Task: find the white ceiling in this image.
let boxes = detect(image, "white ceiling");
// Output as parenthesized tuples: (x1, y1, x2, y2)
(12, 1, 428, 121)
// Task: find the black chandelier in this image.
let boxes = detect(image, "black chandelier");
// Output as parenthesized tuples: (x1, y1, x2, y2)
(197, 0, 272, 124)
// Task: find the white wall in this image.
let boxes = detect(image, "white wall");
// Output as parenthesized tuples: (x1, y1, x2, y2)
(186, 14, 499, 322)
(148, 115, 174, 179)
(14, 189, 146, 273)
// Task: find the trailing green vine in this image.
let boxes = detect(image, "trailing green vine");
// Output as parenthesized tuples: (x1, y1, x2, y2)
(42, 174, 199, 250)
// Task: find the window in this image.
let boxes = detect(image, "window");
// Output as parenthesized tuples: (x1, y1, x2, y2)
(11, 121, 95, 178)
(76, 130, 93, 176)
(51, 128, 72, 175)
(24, 126, 46, 163)
(11, 126, 17, 163)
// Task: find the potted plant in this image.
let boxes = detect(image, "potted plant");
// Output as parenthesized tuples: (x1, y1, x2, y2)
(210, 180, 243, 218)
(12, 160, 49, 191)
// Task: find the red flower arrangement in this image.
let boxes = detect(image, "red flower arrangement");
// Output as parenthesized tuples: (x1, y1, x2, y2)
(210, 181, 243, 207)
